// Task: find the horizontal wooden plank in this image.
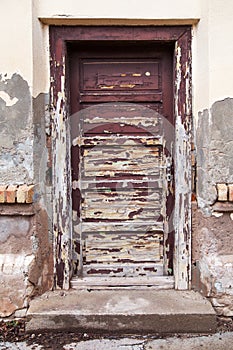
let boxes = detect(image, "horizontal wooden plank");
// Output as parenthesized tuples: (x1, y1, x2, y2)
(82, 206, 161, 221)
(71, 276, 175, 290)
(80, 102, 164, 116)
(83, 263, 164, 277)
(85, 252, 162, 263)
(80, 222, 164, 233)
(81, 178, 163, 190)
(83, 124, 161, 135)
(80, 59, 160, 91)
(82, 169, 162, 178)
(84, 231, 163, 240)
(83, 160, 163, 175)
(78, 104, 164, 134)
(79, 103, 163, 122)
(83, 201, 161, 210)
(82, 145, 163, 176)
(84, 232, 163, 266)
(80, 92, 163, 104)
(51, 25, 189, 42)
(82, 144, 162, 158)
(84, 232, 163, 245)
(75, 135, 164, 147)
(82, 189, 162, 207)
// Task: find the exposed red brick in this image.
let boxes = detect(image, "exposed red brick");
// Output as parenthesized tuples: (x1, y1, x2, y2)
(0, 185, 7, 203)
(26, 185, 34, 203)
(6, 185, 17, 203)
(16, 184, 28, 203)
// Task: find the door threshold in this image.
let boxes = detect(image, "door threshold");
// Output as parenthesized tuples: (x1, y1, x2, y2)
(71, 276, 175, 290)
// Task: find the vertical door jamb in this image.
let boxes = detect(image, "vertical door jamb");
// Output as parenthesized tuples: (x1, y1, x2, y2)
(174, 28, 192, 289)
(50, 32, 73, 289)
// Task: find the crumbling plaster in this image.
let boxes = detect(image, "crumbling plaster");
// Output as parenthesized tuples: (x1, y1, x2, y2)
(192, 203, 233, 316)
(0, 205, 53, 317)
(193, 97, 233, 316)
(0, 71, 53, 318)
(0, 70, 53, 317)
(196, 98, 233, 213)
(0, 74, 33, 184)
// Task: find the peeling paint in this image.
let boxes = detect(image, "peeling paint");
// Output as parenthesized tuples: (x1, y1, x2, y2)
(196, 98, 233, 213)
(50, 25, 192, 290)
(50, 33, 73, 289)
(71, 104, 168, 279)
(0, 91, 18, 106)
(174, 116, 191, 289)
(0, 205, 53, 316)
(192, 202, 233, 315)
(173, 29, 192, 290)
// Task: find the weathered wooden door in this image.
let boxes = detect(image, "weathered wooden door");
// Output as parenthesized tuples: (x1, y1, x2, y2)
(69, 42, 174, 286)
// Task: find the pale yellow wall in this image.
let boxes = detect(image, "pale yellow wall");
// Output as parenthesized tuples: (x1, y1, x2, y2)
(37, 0, 201, 21)
(192, 0, 210, 115)
(32, 1, 50, 97)
(208, 0, 233, 105)
(0, 0, 33, 86)
(1, 0, 233, 113)
(193, 0, 233, 113)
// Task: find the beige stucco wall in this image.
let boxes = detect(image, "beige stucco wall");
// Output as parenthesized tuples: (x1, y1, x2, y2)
(37, 0, 201, 21)
(209, 0, 233, 105)
(33, 0, 233, 114)
(0, 0, 33, 85)
(193, 0, 233, 112)
(1, 1, 233, 110)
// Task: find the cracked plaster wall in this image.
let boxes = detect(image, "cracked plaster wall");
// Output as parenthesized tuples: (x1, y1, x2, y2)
(0, 79, 53, 317)
(196, 98, 233, 212)
(0, 0, 53, 317)
(0, 0, 54, 317)
(193, 98, 233, 316)
(0, 74, 33, 184)
(0, 206, 53, 317)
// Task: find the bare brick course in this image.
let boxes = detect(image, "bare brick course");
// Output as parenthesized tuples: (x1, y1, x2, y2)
(6, 185, 17, 203)
(0, 185, 34, 204)
(217, 184, 228, 201)
(229, 184, 233, 202)
(0, 185, 7, 203)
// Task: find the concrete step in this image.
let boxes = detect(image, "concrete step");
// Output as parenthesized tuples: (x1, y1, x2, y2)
(26, 289, 217, 334)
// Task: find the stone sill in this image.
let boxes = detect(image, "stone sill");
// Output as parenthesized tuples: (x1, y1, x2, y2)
(212, 202, 233, 212)
(0, 203, 35, 216)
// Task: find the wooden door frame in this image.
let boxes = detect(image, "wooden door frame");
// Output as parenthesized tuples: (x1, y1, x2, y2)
(49, 25, 192, 290)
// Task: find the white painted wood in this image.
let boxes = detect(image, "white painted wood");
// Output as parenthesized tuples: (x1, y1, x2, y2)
(71, 276, 175, 289)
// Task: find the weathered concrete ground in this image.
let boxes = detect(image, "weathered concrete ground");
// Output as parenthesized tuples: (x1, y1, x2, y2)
(1, 332, 233, 350)
(1, 290, 232, 349)
(26, 290, 217, 334)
